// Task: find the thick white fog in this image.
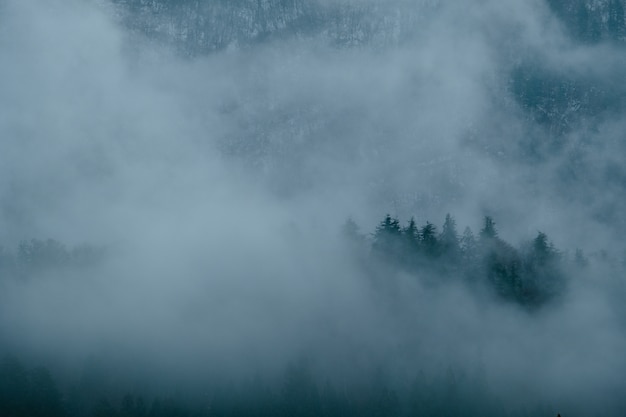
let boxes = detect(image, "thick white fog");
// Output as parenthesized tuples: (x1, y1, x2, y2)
(0, 0, 625, 415)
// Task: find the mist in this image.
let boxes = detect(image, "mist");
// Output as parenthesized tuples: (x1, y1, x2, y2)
(1, 0, 626, 416)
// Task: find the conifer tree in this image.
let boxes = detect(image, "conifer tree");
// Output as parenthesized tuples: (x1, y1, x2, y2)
(460, 227, 477, 260)
(342, 218, 361, 240)
(420, 222, 438, 258)
(532, 232, 555, 266)
(401, 217, 420, 269)
(402, 217, 419, 247)
(29, 367, 64, 417)
(479, 216, 498, 241)
(440, 214, 460, 261)
(372, 214, 402, 261)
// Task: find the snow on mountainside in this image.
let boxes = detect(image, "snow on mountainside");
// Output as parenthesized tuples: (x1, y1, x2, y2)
(547, 0, 626, 42)
(109, 0, 439, 53)
(108, 0, 626, 54)
(93, 0, 626, 238)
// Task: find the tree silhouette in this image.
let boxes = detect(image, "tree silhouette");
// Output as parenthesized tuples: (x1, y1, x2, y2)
(0, 356, 64, 417)
(281, 360, 321, 417)
(402, 217, 419, 248)
(439, 214, 461, 262)
(29, 366, 64, 417)
(420, 222, 438, 259)
(460, 227, 477, 262)
(479, 216, 497, 241)
(372, 214, 402, 262)
(342, 218, 363, 242)
(0, 355, 30, 417)
(401, 217, 420, 268)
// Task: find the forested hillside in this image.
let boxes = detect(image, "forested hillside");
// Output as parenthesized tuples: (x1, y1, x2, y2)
(110, 0, 626, 52)
(1, 0, 626, 416)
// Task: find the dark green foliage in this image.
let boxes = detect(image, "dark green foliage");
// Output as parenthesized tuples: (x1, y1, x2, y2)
(482, 239, 523, 302)
(439, 214, 461, 263)
(475, 216, 522, 300)
(402, 217, 419, 249)
(92, 399, 117, 417)
(319, 381, 349, 417)
(0, 355, 573, 417)
(518, 232, 565, 305)
(0, 355, 30, 417)
(372, 215, 402, 262)
(361, 372, 399, 417)
(120, 394, 148, 417)
(29, 366, 65, 417)
(479, 216, 498, 241)
(371, 215, 452, 272)
(147, 397, 192, 417)
(531, 232, 552, 266)
(90, 395, 199, 417)
(407, 367, 507, 417)
(281, 361, 321, 417)
(401, 217, 420, 268)
(363, 213, 567, 307)
(420, 222, 438, 258)
(0, 356, 65, 417)
(460, 227, 477, 263)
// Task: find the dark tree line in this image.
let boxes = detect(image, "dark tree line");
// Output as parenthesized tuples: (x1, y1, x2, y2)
(348, 214, 567, 307)
(0, 355, 64, 417)
(1, 355, 566, 417)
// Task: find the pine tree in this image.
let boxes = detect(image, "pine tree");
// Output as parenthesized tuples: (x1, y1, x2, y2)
(531, 231, 557, 266)
(92, 399, 117, 417)
(519, 231, 564, 305)
(29, 367, 64, 417)
(440, 214, 460, 261)
(342, 218, 361, 240)
(401, 217, 420, 269)
(420, 222, 438, 259)
(403, 217, 419, 247)
(479, 216, 497, 241)
(460, 227, 477, 260)
(0, 356, 29, 417)
(282, 361, 321, 417)
(372, 215, 402, 262)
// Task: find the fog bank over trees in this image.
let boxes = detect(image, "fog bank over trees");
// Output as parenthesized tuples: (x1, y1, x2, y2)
(1, 0, 626, 416)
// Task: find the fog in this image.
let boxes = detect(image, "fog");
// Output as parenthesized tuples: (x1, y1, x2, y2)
(1, 0, 626, 416)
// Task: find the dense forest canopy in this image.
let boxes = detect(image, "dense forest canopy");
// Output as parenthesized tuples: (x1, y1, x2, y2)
(1, 0, 626, 416)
